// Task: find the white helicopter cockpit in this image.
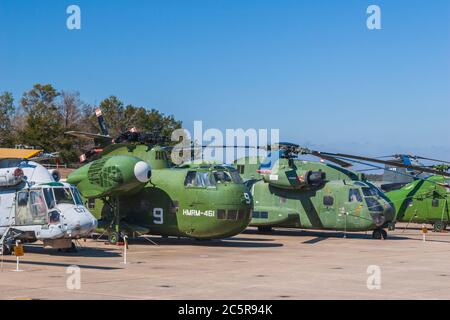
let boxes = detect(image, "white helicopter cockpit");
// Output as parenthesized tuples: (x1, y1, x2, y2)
(0, 150, 97, 254)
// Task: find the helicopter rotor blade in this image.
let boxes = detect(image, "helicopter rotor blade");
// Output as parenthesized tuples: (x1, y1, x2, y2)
(341, 156, 450, 189)
(315, 151, 450, 177)
(297, 147, 353, 168)
(309, 151, 354, 168)
(413, 156, 450, 165)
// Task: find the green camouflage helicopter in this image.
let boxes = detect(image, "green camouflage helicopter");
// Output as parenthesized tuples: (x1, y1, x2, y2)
(214, 142, 396, 239)
(66, 110, 253, 243)
(343, 153, 450, 232)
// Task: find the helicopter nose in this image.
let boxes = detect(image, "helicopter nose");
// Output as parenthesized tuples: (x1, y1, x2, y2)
(383, 204, 396, 223)
(372, 213, 385, 227)
(371, 203, 395, 227)
(79, 214, 97, 236)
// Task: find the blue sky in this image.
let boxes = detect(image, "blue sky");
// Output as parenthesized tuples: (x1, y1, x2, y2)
(1, 0, 449, 160)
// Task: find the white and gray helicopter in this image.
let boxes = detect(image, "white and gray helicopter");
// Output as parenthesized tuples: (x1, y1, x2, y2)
(0, 148, 97, 254)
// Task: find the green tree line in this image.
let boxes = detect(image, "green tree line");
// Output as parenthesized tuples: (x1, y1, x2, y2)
(0, 84, 182, 163)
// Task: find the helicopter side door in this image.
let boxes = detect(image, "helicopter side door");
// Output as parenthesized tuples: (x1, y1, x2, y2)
(318, 189, 337, 229)
(341, 188, 364, 229)
(15, 190, 48, 226)
(425, 190, 448, 223)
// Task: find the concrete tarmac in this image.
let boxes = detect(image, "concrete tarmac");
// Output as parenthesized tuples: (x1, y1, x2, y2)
(1, 224, 449, 300)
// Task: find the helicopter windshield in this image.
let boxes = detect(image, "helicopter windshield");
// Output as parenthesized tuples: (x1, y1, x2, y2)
(41, 186, 84, 208)
(71, 187, 84, 205)
(184, 171, 216, 188)
(213, 170, 243, 184)
(361, 187, 378, 197)
(365, 197, 384, 212)
(43, 188, 56, 209)
(52, 187, 82, 205)
(349, 189, 363, 202)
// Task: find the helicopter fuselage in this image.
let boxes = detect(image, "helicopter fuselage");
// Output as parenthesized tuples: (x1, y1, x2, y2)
(249, 179, 394, 231)
(0, 159, 97, 251)
(70, 144, 253, 240)
(236, 157, 395, 234)
(386, 175, 450, 229)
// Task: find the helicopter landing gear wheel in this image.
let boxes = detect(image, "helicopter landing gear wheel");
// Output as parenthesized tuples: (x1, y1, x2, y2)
(108, 232, 120, 245)
(64, 242, 78, 253)
(257, 226, 273, 233)
(372, 229, 387, 240)
(433, 221, 446, 233)
(388, 222, 396, 231)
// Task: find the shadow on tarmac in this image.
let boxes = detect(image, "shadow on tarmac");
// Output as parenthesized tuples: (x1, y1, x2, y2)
(0, 259, 122, 270)
(20, 243, 121, 258)
(128, 236, 283, 248)
(242, 228, 413, 241)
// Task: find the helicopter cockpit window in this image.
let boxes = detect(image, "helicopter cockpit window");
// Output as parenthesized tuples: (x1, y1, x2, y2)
(362, 187, 378, 197)
(29, 190, 47, 223)
(213, 171, 232, 184)
(184, 171, 216, 188)
(53, 188, 75, 205)
(71, 187, 84, 206)
(229, 170, 243, 184)
(365, 197, 384, 212)
(349, 189, 363, 202)
(43, 188, 56, 209)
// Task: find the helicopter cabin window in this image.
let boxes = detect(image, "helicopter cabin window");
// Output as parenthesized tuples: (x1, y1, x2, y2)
(323, 196, 334, 206)
(15, 191, 29, 226)
(349, 189, 363, 202)
(16, 190, 47, 226)
(217, 209, 226, 220)
(432, 199, 439, 207)
(253, 211, 269, 219)
(184, 171, 216, 188)
(227, 209, 238, 220)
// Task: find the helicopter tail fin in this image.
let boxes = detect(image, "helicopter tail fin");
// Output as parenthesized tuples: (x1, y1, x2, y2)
(95, 108, 109, 136)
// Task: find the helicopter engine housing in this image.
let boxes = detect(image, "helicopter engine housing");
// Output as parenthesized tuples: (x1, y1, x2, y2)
(263, 169, 326, 190)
